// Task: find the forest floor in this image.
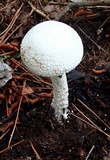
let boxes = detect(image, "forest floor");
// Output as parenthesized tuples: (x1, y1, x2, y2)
(0, 0, 110, 160)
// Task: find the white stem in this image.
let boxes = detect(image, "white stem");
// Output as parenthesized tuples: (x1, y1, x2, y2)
(50, 73, 69, 121)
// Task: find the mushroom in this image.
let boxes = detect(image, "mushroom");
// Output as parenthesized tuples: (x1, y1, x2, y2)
(20, 20, 83, 122)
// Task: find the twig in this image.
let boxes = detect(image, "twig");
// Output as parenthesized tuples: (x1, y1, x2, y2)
(8, 80, 26, 147)
(2, 22, 24, 44)
(97, 16, 110, 35)
(0, 129, 10, 140)
(71, 104, 110, 138)
(38, 0, 48, 14)
(53, 0, 110, 20)
(70, 111, 99, 129)
(0, 0, 17, 17)
(1, 5, 35, 44)
(77, 25, 109, 55)
(29, 140, 42, 160)
(85, 145, 95, 160)
(50, 0, 110, 7)
(0, 3, 23, 43)
(11, 58, 52, 87)
(70, 111, 110, 138)
(78, 99, 110, 130)
(0, 139, 24, 154)
(28, 1, 50, 20)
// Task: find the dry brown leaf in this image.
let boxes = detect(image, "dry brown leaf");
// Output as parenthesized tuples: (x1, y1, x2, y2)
(22, 86, 34, 96)
(0, 93, 5, 99)
(74, 9, 93, 17)
(104, 156, 110, 160)
(92, 69, 107, 74)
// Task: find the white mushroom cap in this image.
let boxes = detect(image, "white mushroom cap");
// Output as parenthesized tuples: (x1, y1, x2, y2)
(20, 21, 83, 77)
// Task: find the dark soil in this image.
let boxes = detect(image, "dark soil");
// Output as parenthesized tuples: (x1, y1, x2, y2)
(0, 0, 110, 160)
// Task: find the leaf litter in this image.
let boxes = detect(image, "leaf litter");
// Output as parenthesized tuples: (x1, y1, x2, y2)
(0, 0, 110, 159)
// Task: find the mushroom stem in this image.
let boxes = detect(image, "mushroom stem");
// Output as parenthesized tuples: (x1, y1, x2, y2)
(50, 73, 69, 121)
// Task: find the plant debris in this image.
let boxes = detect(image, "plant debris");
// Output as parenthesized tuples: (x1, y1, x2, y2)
(0, 57, 12, 87)
(0, 0, 110, 160)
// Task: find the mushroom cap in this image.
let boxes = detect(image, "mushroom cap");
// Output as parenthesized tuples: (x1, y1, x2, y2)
(20, 21, 83, 77)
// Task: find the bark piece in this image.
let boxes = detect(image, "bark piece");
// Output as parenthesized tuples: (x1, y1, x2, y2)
(0, 57, 12, 87)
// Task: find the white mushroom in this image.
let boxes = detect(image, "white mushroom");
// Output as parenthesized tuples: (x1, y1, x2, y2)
(20, 20, 83, 121)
